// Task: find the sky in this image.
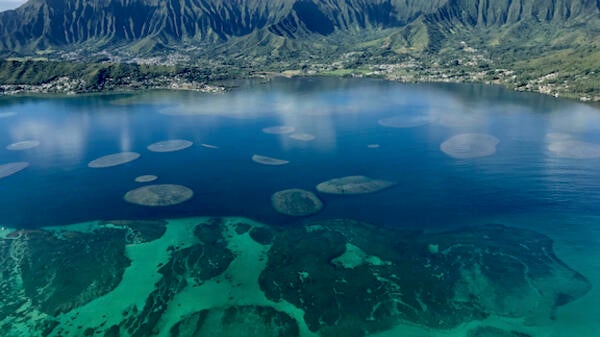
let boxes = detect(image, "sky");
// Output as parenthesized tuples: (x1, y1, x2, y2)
(0, 0, 25, 11)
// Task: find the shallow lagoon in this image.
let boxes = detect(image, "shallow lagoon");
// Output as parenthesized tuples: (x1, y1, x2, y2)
(0, 78, 599, 337)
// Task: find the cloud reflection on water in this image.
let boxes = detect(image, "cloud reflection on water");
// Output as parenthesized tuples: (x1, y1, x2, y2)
(8, 117, 88, 165)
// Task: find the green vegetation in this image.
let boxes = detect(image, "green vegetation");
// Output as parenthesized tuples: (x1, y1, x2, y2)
(0, 0, 597, 100)
(0, 59, 239, 93)
(0, 60, 161, 86)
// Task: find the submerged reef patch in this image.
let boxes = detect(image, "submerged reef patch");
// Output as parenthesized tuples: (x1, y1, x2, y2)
(289, 133, 316, 141)
(440, 133, 500, 159)
(134, 175, 158, 183)
(547, 139, 600, 159)
(262, 126, 296, 135)
(88, 152, 140, 168)
(467, 326, 532, 337)
(147, 140, 193, 153)
(124, 184, 194, 206)
(271, 189, 323, 216)
(100, 218, 236, 337)
(6, 140, 40, 151)
(0, 227, 130, 321)
(545, 133, 600, 159)
(100, 219, 168, 244)
(545, 132, 573, 142)
(0, 112, 16, 118)
(252, 154, 289, 166)
(169, 305, 299, 337)
(0, 217, 591, 337)
(0, 162, 29, 179)
(378, 115, 435, 128)
(316, 175, 395, 194)
(260, 219, 591, 336)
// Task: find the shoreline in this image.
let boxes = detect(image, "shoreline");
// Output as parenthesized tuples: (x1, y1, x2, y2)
(1, 72, 598, 107)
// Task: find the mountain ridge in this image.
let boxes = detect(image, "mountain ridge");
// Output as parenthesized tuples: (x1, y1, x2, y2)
(0, 0, 446, 52)
(0, 0, 596, 51)
(0, 0, 598, 101)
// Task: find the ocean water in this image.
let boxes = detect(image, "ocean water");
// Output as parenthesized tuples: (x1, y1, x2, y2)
(0, 78, 598, 337)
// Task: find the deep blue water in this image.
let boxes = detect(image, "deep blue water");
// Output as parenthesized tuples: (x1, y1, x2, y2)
(0, 77, 599, 229)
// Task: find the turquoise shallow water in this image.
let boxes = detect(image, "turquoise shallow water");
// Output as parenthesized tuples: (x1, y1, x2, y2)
(0, 78, 599, 337)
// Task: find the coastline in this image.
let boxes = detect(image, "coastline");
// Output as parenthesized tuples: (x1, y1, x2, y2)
(1, 71, 598, 107)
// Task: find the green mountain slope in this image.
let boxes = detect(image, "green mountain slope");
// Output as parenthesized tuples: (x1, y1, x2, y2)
(0, 0, 447, 53)
(0, 0, 598, 100)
